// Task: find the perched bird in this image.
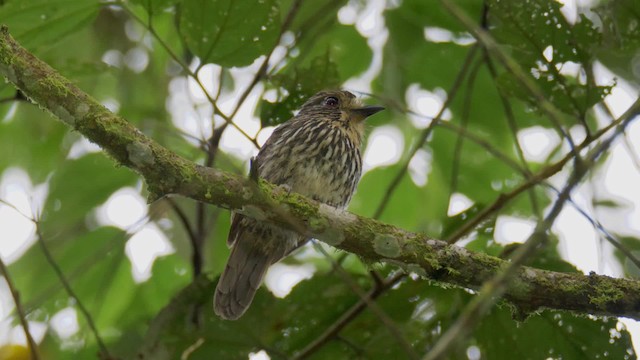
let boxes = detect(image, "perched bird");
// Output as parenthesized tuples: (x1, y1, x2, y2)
(214, 90, 384, 320)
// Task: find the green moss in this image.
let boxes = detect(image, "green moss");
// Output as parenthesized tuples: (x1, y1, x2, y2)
(446, 267, 461, 277)
(588, 280, 625, 309)
(308, 216, 329, 232)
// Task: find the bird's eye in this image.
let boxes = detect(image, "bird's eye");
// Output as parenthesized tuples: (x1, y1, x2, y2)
(323, 96, 339, 107)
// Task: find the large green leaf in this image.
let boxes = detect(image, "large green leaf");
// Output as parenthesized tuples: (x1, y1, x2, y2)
(593, 0, 640, 85)
(0, 104, 67, 182)
(179, 0, 281, 67)
(9, 226, 128, 317)
(295, 24, 372, 81)
(0, 0, 100, 48)
(137, 272, 636, 359)
(40, 153, 137, 236)
(488, 0, 611, 119)
(260, 53, 341, 127)
(131, 0, 178, 16)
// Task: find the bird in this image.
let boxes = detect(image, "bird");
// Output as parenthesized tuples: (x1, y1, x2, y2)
(214, 90, 384, 320)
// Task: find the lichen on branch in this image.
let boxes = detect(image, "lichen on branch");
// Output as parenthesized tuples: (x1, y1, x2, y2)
(1, 26, 640, 320)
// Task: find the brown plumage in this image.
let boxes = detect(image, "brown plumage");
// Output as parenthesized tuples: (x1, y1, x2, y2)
(214, 90, 384, 320)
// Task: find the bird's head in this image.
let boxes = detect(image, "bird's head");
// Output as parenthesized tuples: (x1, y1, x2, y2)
(297, 90, 385, 126)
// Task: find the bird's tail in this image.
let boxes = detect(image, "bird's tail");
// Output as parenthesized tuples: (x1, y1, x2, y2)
(214, 238, 273, 320)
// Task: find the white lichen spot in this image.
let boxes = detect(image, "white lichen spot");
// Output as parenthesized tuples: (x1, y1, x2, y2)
(452, 246, 470, 257)
(126, 142, 155, 168)
(53, 105, 75, 125)
(239, 205, 267, 221)
(406, 263, 427, 277)
(317, 227, 345, 246)
(76, 103, 90, 118)
(318, 203, 356, 223)
(0, 65, 17, 84)
(524, 268, 537, 279)
(241, 187, 252, 200)
(373, 234, 401, 258)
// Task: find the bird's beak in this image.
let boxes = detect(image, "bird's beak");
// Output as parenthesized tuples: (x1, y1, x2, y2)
(350, 105, 385, 121)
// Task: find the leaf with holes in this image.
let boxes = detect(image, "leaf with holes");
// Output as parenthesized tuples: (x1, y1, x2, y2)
(179, 0, 281, 67)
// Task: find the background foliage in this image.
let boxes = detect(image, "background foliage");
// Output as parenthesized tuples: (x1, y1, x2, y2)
(1, 0, 639, 359)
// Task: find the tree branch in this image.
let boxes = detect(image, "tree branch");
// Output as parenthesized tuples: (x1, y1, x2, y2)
(2, 26, 640, 321)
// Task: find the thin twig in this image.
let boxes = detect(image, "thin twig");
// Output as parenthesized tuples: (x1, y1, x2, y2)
(425, 165, 584, 360)
(483, 49, 540, 217)
(622, 131, 640, 173)
(33, 223, 112, 358)
(313, 244, 418, 360)
(423, 95, 640, 360)
(446, 97, 640, 243)
(228, 0, 305, 121)
(185, 0, 305, 278)
(167, 199, 197, 245)
(0, 257, 39, 360)
(292, 272, 406, 360)
(373, 45, 479, 219)
(554, 188, 640, 270)
(449, 58, 482, 197)
(117, 3, 259, 147)
(441, 0, 577, 152)
(0, 198, 112, 357)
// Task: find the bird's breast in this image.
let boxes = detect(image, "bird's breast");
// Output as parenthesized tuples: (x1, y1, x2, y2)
(259, 124, 362, 208)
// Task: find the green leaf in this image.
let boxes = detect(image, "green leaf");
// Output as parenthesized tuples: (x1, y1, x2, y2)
(613, 236, 640, 278)
(488, 0, 609, 118)
(9, 226, 128, 316)
(260, 53, 340, 127)
(139, 273, 363, 359)
(131, 0, 177, 15)
(476, 309, 635, 360)
(593, 0, 640, 85)
(40, 153, 137, 236)
(179, 0, 281, 67)
(296, 24, 372, 81)
(0, 104, 67, 182)
(0, 0, 100, 48)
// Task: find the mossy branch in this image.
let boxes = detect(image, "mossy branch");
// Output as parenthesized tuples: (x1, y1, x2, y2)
(1, 26, 640, 320)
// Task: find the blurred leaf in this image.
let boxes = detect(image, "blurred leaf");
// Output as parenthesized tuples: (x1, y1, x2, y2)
(398, 0, 483, 34)
(476, 309, 635, 360)
(40, 153, 137, 236)
(0, 104, 67, 182)
(593, 0, 640, 85)
(613, 236, 640, 278)
(350, 162, 449, 235)
(9, 226, 127, 316)
(179, 0, 281, 67)
(593, 199, 625, 209)
(139, 272, 362, 359)
(296, 24, 372, 81)
(279, 0, 343, 32)
(442, 204, 483, 240)
(260, 53, 340, 127)
(488, 0, 611, 119)
(132, 0, 177, 15)
(0, 0, 100, 48)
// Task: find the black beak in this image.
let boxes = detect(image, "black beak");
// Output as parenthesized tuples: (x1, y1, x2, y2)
(351, 105, 385, 119)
